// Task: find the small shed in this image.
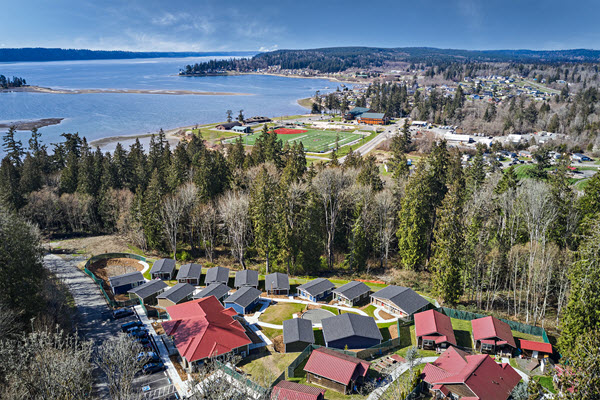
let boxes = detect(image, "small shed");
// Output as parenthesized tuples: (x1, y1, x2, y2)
(271, 381, 325, 400)
(224, 286, 262, 314)
(297, 278, 335, 302)
(232, 125, 252, 133)
(414, 309, 457, 350)
(321, 313, 382, 350)
(370, 285, 430, 319)
(193, 283, 230, 303)
(177, 263, 202, 285)
(234, 270, 259, 289)
(128, 279, 168, 306)
(205, 266, 230, 285)
(157, 283, 196, 308)
(150, 259, 176, 280)
(264, 272, 290, 295)
(519, 340, 553, 359)
(332, 281, 371, 306)
(108, 271, 145, 295)
(283, 318, 315, 353)
(471, 316, 517, 357)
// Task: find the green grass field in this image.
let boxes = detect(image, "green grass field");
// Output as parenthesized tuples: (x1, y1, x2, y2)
(224, 129, 364, 153)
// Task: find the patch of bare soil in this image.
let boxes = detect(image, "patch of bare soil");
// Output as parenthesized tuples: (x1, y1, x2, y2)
(89, 258, 143, 281)
(45, 234, 133, 259)
(152, 322, 165, 335)
(272, 335, 285, 353)
(388, 323, 399, 339)
(169, 355, 189, 381)
(379, 309, 394, 320)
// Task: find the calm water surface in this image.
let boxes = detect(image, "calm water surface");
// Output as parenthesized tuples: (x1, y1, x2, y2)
(0, 57, 340, 150)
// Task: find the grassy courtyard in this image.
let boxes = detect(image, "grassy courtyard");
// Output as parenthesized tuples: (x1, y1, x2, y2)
(258, 303, 306, 325)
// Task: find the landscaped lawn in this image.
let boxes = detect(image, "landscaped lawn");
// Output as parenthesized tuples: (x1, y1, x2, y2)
(259, 326, 281, 341)
(451, 318, 474, 348)
(259, 303, 306, 325)
(238, 352, 300, 385)
(533, 375, 557, 394)
(512, 330, 544, 342)
(361, 305, 377, 318)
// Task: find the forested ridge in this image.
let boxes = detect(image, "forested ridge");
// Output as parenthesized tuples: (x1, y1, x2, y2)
(0, 47, 254, 62)
(181, 47, 600, 74)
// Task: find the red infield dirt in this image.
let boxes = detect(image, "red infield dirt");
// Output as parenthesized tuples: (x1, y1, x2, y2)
(274, 128, 308, 135)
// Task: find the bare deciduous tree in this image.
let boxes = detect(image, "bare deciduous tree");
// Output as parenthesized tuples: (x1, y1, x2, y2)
(95, 333, 145, 400)
(312, 168, 357, 268)
(218, 191, 251, 268)
(196, 202, 219, 263)
(373, 189, 397, 270)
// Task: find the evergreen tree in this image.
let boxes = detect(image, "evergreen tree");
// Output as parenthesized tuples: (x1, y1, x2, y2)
(559, 216, 600, 357)
(228, 136, 246, 170)
(59, 151, 79, 194)
(19, 153, 43, 195)
(237, 109, 244, 123)
(0, 157, 23, 210)
(168, 141, 190, 191)
(112, 143, 129, 189)
(357, 155, 383, 191)
(2, 126, 24, 167)
(495, 166, 519, 194)
(397, 161, 431, 270)
(128, 139, 147, 191)
(430, 182, 464, 304)
(142, 169, 166, 249)
(250, 167, 278, 274)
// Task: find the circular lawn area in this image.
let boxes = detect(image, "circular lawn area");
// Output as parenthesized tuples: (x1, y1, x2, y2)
(301, 308, 335, 324)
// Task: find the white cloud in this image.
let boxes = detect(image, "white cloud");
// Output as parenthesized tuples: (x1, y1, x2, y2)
(258, 45, 279, 52)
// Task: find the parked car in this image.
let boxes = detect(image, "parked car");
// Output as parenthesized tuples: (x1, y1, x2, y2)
(128, 329, 148, 339)
(137, 351, 160, 363)
(136, 336, 151, 346)
(121, 320, 143, 332)
(142, 362, 165, 375)
(112, 308, 134, 320)
(126, 325, 147, 334)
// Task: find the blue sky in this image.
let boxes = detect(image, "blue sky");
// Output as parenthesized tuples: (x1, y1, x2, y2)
(1, 0, 599, 51)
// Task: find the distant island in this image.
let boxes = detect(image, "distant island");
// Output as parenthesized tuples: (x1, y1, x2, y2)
(0, 47, 255, 63)
(179, 46, 600, 76)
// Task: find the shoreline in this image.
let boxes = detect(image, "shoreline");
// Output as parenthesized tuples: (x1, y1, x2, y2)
(0, 86, 252, 96)
(0, 117, 63, 130)
(178, 71, 364, 85)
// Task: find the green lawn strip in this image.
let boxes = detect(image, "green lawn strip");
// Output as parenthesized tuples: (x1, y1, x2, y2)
(259, 303, 306, 324)
(332, 130, 379, 158)
(360, 305, 377, 318)
(259, 326, 282, 342)
(512, 330, 544, 342)
(451, 318, 474, 348)
(320, 305, 340, 315)
(313, 329, 325, 345)
(238, 352, 300, 384)
(532, 375, 557, 394)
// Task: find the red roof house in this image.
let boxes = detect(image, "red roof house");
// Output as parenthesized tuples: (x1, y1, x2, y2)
(303, 347, 370, 394)
(161, 296, 252, 371)
(414, 309, 457, 350)
(422, 347, 522, 400)
(471, 316, 516, 356)
(271, 381, 326, 400)
(519, 340, 553, 359)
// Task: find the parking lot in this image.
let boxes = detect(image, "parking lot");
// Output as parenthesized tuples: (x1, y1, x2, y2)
(116, 309, 181, 400)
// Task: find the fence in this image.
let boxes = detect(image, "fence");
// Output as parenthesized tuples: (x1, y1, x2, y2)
(215, 360, 269, 397)
(82, 252, 148, 309)
(357, 337, 402, 359)
(438, 307, 551, 343)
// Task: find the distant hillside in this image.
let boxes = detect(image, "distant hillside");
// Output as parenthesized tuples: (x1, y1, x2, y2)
(0, 48, 255, 62)
(181, 46, 600, 74)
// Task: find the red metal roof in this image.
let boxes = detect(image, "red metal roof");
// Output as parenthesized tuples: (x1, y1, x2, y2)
(471, 316, 516, 348)
(432, 384, 450, 396)
(271, 381, 325, 400)
(519, 340, 552, 354)
(303, 347, 370, 386)
(422, 348, 522, 400)
(161, 296, 252, 363)
(414, 309, 457, 346)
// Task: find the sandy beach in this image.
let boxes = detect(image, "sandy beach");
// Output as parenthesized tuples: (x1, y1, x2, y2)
(1, 86, 252, 96)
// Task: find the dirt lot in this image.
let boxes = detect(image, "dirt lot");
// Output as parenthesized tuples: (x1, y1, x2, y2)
(87, 257, 146, 301)
(45, 234, 133, 259)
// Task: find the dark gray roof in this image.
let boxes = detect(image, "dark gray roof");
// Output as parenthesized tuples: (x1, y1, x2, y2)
(265, 272, 290, 291)
(321, 313, 382, 343)
(283, 318, 315, 345)
(128, 279, 168, 298)
(370, 285, 429, 315)
(157, 283, 195, 304)
(177, 263, 202, 280)
(205, 266, 230, 285)
(108, 271, 145, 288)
(332, 281, 371, 300)
(224, 286, 262, 308)
(150, 259, 176, 275)
(234, 270, 259, 288)
(194, 283, 230, 300)
(297, 278, 335, 297)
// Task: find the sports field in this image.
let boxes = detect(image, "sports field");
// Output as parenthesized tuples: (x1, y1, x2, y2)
(224, 128, 364, 153)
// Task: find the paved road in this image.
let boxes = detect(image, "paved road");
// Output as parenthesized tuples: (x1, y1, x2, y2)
(43, 254, 179, 400)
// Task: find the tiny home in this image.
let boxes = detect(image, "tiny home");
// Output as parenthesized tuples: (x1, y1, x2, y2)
(223, 286, 262, 314)
(177, 263, 202, 286)
(264, 272, 290, 295)
(157, 283, 196, 308)
(297, 278, 335, 302)
(128, 279, 168, 306)
(150, 259, 176, 280)
(205, 266, 230, 285)
(304, 347, 370, 394)
(193, 283, 230, 303)
(321, 313, 382, 350)
(332, 281, 371, 306)
(109, 271, 145, 295)
(283, 318, 315, 353)
(234, 270, 259, 289)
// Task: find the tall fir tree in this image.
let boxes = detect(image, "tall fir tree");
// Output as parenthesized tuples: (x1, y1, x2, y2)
(430, 182, 464, 304)
(142, 169, 166, 249)
(250, 166, 278, 273)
